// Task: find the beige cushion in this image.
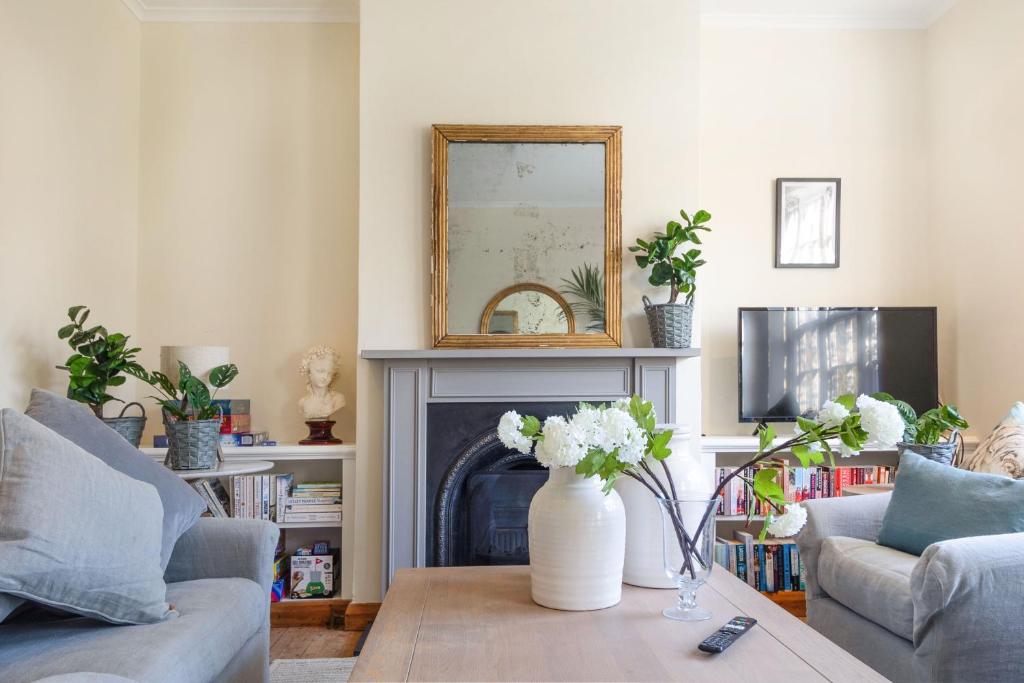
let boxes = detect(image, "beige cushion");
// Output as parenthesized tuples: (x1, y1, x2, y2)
(818, 536, 918, 640)
(964, 403, 1024, 478)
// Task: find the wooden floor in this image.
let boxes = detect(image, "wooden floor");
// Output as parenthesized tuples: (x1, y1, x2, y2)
(270, 626, 362, 660)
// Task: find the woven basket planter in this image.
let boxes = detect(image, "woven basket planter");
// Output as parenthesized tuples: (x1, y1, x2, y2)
(101, 402, 147, 449)
(164, 412, 222, 470)
(897, 438, 959, 467)
(643, 296, 694, 348)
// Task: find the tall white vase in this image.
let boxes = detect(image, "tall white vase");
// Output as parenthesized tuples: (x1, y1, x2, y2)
(615, 424, 711, 588)
(529, 467, 625, 611)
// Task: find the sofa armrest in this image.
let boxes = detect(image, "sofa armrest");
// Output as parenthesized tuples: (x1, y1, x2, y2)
(910, 532, 1024, 682)
(794, 492, 891, 599)
(164, 518, 279, 595)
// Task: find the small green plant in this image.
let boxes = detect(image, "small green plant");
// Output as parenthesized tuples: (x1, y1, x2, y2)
(136, 362, 238, 421)
(629, 209, 711, 305)
(56, 306, 146, 417)
(871, 392, 968, 444)
(560, 263, 605, 332)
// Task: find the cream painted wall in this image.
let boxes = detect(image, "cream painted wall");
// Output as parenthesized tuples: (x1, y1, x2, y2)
(0, 0, 140, 412)
(699, 28, 935, 435)
(926, 0, 1024, 433)
(357, 0, 702, 602)
(138, 22, 359, 444)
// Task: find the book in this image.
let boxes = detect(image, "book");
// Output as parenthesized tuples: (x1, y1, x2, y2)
(219, 413, 252, 434)
(283, 511, 342, 523)
(283, 496, 340, 506)
(275, 474, 294, 523)
(732, 530, 756, 588)
(210, 399, 250, 415)
(284, 504, 342, 513)
(220, 431, 270, 447)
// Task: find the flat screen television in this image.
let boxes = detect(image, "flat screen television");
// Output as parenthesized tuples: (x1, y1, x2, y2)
(738, 307, 938, 423)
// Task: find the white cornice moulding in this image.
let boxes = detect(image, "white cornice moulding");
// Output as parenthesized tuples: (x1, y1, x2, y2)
(119, 0, 358, 23)
(701, 12, 929, 30)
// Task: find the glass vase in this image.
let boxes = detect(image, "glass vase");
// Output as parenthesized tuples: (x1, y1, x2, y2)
(657, 496, 717, 621)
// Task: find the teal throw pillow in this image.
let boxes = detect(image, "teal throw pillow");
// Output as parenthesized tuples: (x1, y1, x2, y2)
(877, 451, 1024, 556)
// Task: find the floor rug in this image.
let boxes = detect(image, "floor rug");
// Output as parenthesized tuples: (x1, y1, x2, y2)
(270, 657, 357, 683)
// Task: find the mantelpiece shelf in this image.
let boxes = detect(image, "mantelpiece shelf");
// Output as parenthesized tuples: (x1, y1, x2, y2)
(361, 347, 700, 359)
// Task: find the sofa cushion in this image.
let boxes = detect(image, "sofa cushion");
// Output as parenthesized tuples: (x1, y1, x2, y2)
(0, 595, 24, 624)
(26, 389, 206, 568)
(0, 409, 172, 625)
(877, 451, 1024, 556)
(964, 402, 1024, 478)
(0, 578, 264, 683)
(817, 536, 918, 640)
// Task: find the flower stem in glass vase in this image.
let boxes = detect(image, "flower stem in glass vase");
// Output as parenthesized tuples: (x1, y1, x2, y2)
(658, 496, 717, 621)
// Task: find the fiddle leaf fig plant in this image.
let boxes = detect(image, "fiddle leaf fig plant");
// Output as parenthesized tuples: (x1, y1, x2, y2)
(135, 361, 238, 421)
(629, 209, 712, 305)
(56, 305, 146, 417)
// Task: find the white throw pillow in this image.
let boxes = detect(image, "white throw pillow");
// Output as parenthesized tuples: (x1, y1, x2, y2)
(0, 409, 174, 624)
(964, 402, 1024, 479)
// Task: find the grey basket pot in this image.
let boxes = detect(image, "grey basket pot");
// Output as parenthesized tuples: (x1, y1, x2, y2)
(897, 431, 961, 466)
(101, 401, 147, 449)
(643, 295, 694, 348)
(163, 410, 223, 470)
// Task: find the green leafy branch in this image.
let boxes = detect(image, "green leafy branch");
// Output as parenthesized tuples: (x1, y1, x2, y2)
(559, 263, 605, 332)
(133, 361, 238, 421)
(871, 392, 968, 445)
(629, 209, 711, 305)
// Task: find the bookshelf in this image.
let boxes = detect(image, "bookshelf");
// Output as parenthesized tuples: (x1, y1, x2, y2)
(143, 444, 356, 605)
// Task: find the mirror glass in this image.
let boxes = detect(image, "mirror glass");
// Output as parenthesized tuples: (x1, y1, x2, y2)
(446, 142, 606, 335)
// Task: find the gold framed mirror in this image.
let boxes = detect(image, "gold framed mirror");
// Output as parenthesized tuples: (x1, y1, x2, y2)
(432, 124, 622, 348)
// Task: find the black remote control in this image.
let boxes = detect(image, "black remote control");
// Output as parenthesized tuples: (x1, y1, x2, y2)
(697, 616, 757, 653)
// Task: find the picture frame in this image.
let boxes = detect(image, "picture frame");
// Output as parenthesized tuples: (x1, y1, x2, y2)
(774, 178, 841, 268)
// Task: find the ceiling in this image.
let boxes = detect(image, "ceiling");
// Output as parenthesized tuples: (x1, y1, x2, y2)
(701, 0, 958, 28)
(121, 0, 956, 27)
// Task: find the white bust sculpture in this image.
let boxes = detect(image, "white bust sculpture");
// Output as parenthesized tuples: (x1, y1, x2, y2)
(298, 345, 346, 421)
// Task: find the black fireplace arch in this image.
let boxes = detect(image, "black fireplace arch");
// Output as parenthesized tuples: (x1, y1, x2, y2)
(433, 430, 546, 567)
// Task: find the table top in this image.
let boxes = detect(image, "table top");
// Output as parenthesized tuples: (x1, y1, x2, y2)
(169, 460, 273, 480)
(350, 565, 885, 682)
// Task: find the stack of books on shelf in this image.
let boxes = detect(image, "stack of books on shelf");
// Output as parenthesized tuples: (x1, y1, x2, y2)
(194, 479, 231, 518)
(230, 473, 292, 521)
(214, 399, 275, 447)
(715, 465, 896, 516)
(281, 482, 342, 524)
(715, 529, 805, 593)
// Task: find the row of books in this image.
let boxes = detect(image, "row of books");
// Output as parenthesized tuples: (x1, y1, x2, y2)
(715, 529, 806, 593)
(228, 475, 342, 524)
(715, 465, 896, 516)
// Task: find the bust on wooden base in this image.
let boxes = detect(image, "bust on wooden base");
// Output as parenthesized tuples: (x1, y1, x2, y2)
(298, 344, 346, 445)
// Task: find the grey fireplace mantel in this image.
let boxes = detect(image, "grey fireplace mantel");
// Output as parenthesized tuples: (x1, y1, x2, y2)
(362, 347, 703, 594)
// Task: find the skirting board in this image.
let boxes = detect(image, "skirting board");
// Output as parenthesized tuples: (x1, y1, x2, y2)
(272, 598, 349, 628)
(344, 602, 381, 631)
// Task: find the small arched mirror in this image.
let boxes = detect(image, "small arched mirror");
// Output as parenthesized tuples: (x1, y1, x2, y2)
(480, 284, 575, 335)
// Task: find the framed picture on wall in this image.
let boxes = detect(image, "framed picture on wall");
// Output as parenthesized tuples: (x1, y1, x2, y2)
(775, 178, 841, 268)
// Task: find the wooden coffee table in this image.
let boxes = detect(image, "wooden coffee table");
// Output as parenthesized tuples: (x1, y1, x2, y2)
(350, 565, 884, 682)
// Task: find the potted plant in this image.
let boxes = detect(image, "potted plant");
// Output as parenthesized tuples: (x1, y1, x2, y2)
(135, 361, 238, 470)
(872, 393, 969, 465)
(629, 209, 712, 348)
(56, 305, 149, 447)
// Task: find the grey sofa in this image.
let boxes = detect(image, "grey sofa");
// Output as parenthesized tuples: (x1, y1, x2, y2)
(0, 518, 278, 683)
(796, 493, 1024, 682)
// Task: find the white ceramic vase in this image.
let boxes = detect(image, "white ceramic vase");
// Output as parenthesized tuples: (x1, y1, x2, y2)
(528, 467, 625, 611)
(615, 424, 712, 588)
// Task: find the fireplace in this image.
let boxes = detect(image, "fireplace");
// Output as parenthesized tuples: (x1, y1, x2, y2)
(363, 348, 700, 592)
(426, 402, 574, 567)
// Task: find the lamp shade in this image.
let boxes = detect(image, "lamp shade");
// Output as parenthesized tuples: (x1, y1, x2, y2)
(160, 346, 230, 385)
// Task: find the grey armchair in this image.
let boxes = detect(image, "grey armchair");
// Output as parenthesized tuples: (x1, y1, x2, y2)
(796, 493, 1024, 683)
(0, 518, 279, 683)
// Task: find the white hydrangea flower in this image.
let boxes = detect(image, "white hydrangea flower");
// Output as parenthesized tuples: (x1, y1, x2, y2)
(534, 416, 588, 468)
(611, 398, 631, 413)
(856, 394, 905, 448)
(817, 400, 850, 428)
(497, 410, 533, 455)
(571, 406, 612, 452)
(766, 504, 808, 538)
(604, 408, 646, 465)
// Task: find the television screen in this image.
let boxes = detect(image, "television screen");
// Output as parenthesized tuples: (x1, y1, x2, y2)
(738, 307, 938, 422)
